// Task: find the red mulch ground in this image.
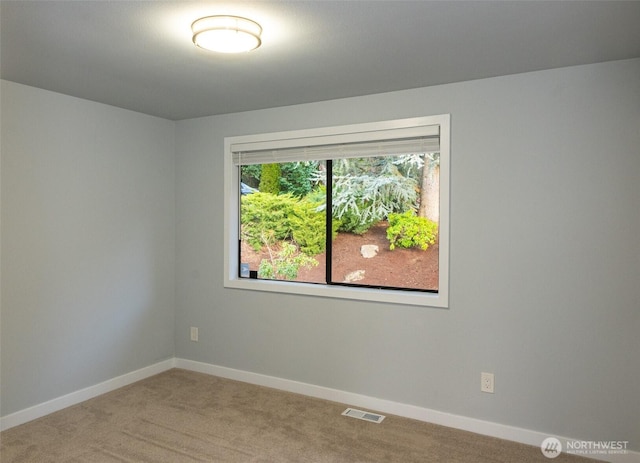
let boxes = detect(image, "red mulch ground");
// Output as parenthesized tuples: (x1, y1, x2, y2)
(241, 222, 439, 291)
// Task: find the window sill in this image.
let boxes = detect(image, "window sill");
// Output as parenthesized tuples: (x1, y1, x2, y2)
(224, 277, 448, 308)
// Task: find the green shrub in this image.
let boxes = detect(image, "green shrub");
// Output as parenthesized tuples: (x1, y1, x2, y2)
(259, 164, 281, 194)
(258, 242, 319, 280)
(304, 186, 326, 204)
(240, 192, 298, 250)
(290, 192, 339, 256)
(290, 200, 326, 255)
(386, 211, 438, 251)
(280, 162, 319, 197)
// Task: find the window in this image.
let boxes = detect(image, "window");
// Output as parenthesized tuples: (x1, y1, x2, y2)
(224, 115, 449, 307)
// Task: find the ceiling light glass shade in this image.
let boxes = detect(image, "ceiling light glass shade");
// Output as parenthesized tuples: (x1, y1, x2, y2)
(192, 16, 262, 53)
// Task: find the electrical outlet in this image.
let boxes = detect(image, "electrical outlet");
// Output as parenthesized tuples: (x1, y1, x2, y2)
(481, 372, 494, 393)
(190, 327, 198, 342)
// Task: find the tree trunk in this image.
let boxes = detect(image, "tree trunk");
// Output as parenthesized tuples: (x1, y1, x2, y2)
(418, 163, 439, 223)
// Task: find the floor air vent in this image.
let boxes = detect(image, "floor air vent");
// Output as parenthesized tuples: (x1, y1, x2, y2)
(342, 408, 385, 423)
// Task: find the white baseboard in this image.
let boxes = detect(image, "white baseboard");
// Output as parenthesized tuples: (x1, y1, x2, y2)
(0, 358, 175, 431)
(175, 358, 640, 463)
(3, 357, 638, 463)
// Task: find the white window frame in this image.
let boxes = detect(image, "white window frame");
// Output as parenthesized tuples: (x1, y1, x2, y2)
(223, 114, 450, 308)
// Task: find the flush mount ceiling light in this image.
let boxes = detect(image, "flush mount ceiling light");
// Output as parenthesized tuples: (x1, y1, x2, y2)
(191, 15, 262, 53)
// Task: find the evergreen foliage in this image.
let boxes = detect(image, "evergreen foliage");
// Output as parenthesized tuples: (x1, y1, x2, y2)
(240, 190, 334, 256)
(259, 164, 281, 194)
(386, 211, 438, 251)
(289, 192, 340, 255)
(240, 192, 297, 250)
(332, 158, 418, 234)
(290, 200, 327, 256)
(280, 162, 319, 197)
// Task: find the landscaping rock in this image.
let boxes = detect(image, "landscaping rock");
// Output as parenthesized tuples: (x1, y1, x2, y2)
(360, 244, 379, 258)
(344, 270, 365, 282)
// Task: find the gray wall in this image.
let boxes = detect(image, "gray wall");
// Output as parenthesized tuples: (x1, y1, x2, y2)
(174, 59, 640, 447)
(1, 81, 176, 415)
(1, 58, 638, 448)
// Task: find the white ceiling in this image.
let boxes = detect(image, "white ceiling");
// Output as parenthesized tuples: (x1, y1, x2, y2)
(2, 1, 640, 121)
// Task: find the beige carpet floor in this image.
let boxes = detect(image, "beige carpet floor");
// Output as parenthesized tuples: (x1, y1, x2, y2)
(1, 369, 598, 462)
